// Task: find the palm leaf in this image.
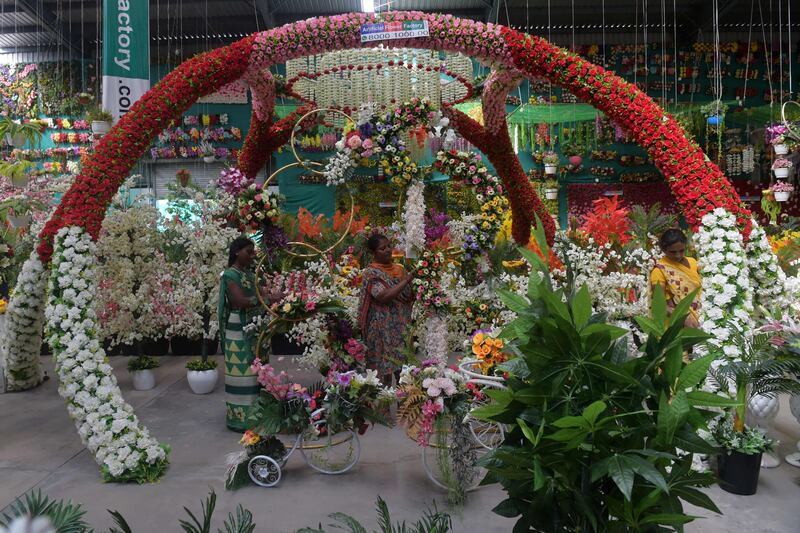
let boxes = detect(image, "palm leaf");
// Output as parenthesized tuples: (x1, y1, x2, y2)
(179, 490, 216, 533)
(220, 504, 256, 533)
(0, 490, 89, 533)
(107, 509, 134, 533)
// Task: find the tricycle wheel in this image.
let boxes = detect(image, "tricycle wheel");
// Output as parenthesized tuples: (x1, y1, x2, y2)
(248, 455, 282, 487)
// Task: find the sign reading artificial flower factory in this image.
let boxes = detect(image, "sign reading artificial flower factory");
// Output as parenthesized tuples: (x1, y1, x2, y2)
(360, 20, 429, 43)
(101, 0, 150, 122)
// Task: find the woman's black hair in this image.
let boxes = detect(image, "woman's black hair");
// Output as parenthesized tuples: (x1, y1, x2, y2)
(366, 233, 389, 253)
(659, 228, 687, 250)
(228, 236, 255, 267)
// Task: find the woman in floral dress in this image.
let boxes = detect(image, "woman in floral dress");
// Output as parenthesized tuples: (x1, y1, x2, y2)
(650, 229, 701, 328)
(358, 234, 414, 383)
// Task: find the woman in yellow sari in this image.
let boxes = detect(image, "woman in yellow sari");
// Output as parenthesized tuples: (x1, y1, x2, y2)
(650, 229, 701, 328)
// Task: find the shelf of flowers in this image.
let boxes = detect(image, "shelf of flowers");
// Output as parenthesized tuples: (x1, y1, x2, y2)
(147, 115, 243, 161)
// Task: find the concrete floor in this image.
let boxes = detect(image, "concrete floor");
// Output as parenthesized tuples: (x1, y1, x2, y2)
(1, 356, 799, 532)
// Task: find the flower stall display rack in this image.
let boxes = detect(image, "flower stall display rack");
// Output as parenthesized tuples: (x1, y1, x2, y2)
(1, 11, 764, 487)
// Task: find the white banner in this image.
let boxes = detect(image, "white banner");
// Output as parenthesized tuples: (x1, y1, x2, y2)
(102, 75, 149, 122)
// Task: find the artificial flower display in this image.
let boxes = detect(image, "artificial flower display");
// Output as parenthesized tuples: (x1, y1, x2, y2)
(237, 183, 282, 230)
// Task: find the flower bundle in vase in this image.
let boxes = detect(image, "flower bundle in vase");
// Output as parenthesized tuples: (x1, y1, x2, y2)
(175, 168, 191, 187)
(237, 183, 281, 230)
(469, 332, 508, 376)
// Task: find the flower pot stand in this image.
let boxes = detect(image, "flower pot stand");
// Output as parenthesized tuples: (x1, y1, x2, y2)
(775, 191, 791, 202)
(187, 368, 218, 394)
(131, 369, 156, 391)
(773, 143, 789, 155)
(717, 450, 762, 495)
(787, 394, 800, 468)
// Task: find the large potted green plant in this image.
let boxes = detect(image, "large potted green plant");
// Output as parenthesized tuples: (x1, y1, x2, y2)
(0, 117, 45, 148)
(472, 222, 733, 531)
(708, 330, 800, 495)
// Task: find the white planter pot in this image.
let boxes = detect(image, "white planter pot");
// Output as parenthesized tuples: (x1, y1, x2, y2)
(773, 143, 789, 155)
(131, 369, 156, 391)
(544, 164, 558, 175)
(91, 120, 111, 136)
(774, 191, 791, 202)
(545, 189, 558, 200)
(203, 156, 215, 164)
(5, 132, 27, 147)
(187, 368, 218, 394)
(7, 213, 31, 228)
(774, 167, 791, 179)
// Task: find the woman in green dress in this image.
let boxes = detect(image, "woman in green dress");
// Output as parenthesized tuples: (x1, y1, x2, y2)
(219, 237, 265, 431)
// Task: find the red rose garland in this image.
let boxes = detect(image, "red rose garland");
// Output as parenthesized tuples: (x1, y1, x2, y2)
(499, 28, 752, 236)
(237, 104, 315, 179)
(37, 37, 255, 262)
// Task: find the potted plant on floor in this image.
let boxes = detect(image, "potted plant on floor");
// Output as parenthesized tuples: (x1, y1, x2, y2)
(87, 106, 113, 136)
(472, 227, 731, 530)
(709, 330, 800, 495)
(127, 355, 160, 391)
(185, 335, 218, 394)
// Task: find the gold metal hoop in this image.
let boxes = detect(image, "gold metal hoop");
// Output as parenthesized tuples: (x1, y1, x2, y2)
(781, 100, 800, 124)
(289, 108, 356, 176)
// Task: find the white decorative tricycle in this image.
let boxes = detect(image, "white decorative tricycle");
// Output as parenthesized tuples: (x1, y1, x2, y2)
(247, 407, 361, 487)
(419, 358, 507, 491)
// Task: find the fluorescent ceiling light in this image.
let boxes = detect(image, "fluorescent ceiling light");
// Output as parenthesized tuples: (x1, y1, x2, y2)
(362, 0, 375, 13)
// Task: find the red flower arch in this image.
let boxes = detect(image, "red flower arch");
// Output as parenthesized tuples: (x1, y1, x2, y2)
(37, 11, 749, 263)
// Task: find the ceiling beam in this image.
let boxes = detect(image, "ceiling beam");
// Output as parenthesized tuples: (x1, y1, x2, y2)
(254, 0, 276, 29)
(15, 0, 82, 56)
(484, 0, 501, 24)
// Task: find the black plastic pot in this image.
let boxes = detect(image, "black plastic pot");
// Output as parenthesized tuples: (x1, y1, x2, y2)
(170, 336, 204, 356)
(142, 337, 170, 356)
(204, 338, 219, 356)
(718, 450, 762, 495)
(271, 333, 304, 356)
(102, 340, 121, 356)
(119, 343, 139, 356)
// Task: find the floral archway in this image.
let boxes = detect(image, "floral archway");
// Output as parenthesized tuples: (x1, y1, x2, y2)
(6, 11, 755, 481)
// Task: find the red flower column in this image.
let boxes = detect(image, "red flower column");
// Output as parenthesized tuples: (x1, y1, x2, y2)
(37, 37, 255, 262)
(443, 68, 556, 246)
(500, 28, 752, 236)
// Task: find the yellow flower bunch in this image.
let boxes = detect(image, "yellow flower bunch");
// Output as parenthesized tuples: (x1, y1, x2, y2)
(471, 332, 508, 374)
(0, 298, 7, 314)
(769, 230, 800, 254)
(239, 429, 261, 447)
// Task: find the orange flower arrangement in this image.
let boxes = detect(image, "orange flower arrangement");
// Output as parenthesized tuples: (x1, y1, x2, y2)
(471, 332, 508, 375)
(332, 206, 369, 235)
(297, 207, 326, 240)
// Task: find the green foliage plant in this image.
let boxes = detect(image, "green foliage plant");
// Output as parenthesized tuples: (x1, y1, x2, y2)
(295, 496, 452, 533)
(127, 355, 160, 372)
(472, 219, 735, 532)
(709, 329, 800, 438)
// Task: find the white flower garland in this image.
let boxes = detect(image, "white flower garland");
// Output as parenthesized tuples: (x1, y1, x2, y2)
(402, 178, 426, 257)
(423, 314, 449, 365)
(697, 209, 753, 358)
(2, 251, 46, 391)
(45, 226, 168, 481)
(745, 221, 788, 311)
